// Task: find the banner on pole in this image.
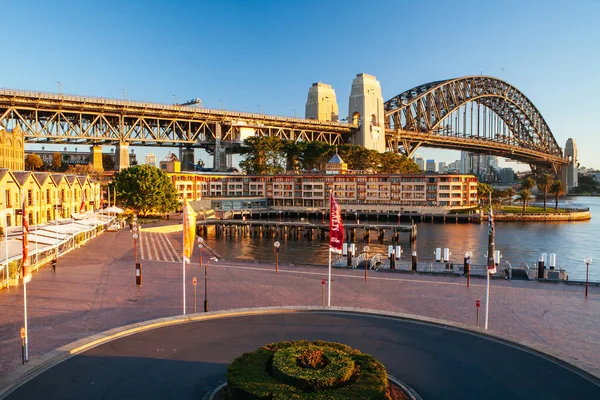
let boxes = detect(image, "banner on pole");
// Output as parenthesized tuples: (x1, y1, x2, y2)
(183, 199, 197, 262)
(21, 193, 30, 277)
(329, 191, 344, 254)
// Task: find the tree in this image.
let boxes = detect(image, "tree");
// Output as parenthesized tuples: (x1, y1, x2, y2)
(102, 154, 115, 171)
(375, 152, 420, 174)
(550, 179, 566, 210)
(516, 188, 532, 211)
(477, 182, 493, 203)
(113, 165, 179, 216)
(536, 173, 552, 210)
(239, 136, 285, 175)
(51, 152, 63, 171)
(25, 154, 44, 171)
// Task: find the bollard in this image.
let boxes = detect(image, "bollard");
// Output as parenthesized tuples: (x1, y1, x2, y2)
(20, 327, 25, 365)
(538, 257, 545, 279)
(51, 258, 57, 273)
(135, 263, 142, 286)
(411, 251, 418, 272)
(464, 257, 471, 287)
(435, 248, 442, 263)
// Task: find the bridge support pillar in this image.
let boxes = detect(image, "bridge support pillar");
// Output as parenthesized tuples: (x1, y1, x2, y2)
(90, 145, 103, 170)
(347, 73, 385, 152)
(180, 147, 195, 171)
(115, 142, 130, 171)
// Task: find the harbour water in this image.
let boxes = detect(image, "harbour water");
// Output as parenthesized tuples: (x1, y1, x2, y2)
(205, 196, 600, 281)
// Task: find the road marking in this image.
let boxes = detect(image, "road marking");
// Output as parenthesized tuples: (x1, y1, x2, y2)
(141, 233, 181, 262)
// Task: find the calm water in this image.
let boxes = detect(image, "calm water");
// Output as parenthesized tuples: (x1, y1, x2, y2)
(206, 196, 600, 281)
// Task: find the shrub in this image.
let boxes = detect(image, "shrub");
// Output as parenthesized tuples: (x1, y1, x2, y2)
(227, 340, 389, 399)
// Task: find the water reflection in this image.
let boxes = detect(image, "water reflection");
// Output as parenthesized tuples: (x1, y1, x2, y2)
(206, 197, 599, 281)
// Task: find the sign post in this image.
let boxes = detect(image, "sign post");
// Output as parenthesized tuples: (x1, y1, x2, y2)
(20, 327, 25, 365)
(193, 276, 197, 313)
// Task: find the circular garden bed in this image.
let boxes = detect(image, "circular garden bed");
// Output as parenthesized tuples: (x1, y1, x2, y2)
(224, 340, 409, 399)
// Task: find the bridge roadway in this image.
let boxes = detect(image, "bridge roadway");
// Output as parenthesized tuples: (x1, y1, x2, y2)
(4, 310, 600, 399)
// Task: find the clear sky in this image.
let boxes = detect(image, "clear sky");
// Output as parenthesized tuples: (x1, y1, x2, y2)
(1, 0, 598, 171)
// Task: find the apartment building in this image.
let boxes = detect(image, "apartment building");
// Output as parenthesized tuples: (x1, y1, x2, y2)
(0, 169, 101, 228)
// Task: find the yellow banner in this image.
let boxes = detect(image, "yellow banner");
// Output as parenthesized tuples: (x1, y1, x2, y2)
(183, 199, 197, 262)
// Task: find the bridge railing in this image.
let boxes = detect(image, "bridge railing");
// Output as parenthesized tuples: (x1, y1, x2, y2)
(0, 88, 354, 128)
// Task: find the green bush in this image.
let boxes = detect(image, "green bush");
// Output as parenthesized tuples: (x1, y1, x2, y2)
(227, 340, 389, 400)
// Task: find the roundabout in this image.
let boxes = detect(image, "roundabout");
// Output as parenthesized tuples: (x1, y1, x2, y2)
(2, 308, 599, 399)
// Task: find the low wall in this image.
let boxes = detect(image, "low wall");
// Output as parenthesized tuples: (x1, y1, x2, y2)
(494, 211, 591, 221)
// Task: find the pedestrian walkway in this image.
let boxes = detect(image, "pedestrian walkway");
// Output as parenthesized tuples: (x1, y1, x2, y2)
(139, 231, 182, 263)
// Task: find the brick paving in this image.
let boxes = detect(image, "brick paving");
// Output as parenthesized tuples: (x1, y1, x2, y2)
(0, 222, 599, 380)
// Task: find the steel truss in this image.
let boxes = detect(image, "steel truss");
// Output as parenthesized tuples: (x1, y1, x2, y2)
(0, 90, 354, 150)
(384, 76, 566, 166)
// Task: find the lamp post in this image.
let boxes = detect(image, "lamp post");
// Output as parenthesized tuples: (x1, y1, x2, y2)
(121, 89, 126, 100)
(464, 251, 473, 287)
(172, 95, 178, 105)
(278, 210, 282, 223)
(363, 246, 370, 281)
(197, 237, 204, 269)
(584, 257, 592, 297)
(57, 81, 62, 94)
(274, 241, 280, 274)
(292, 109, 296, 118)
(219, 100, 224, 110)
(257, 105, 262, 114)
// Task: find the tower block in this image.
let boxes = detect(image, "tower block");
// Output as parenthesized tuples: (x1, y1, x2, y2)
(305, 82, 339, 121)
(348, 73, 385, 152)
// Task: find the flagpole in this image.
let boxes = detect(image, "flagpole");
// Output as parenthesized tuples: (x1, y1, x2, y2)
(71, 183, 75, 249)
(327, 248, 331, 307)
(4, 191, 8, 288)
(485, 192, 494, 330)
(182, 206, 186, 315)
(55, 187, 59, 259)
(22, 188, 29, 362)
(34, 188, 38, 271)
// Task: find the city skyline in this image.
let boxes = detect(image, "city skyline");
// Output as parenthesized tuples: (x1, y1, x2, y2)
(1, 0, 598, 170)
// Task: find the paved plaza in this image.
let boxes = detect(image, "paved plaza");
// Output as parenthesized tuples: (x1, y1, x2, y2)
(0, 220, 599, 384)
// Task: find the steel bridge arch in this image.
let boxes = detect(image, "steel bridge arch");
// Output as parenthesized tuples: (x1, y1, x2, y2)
(384, 76, 565, 166)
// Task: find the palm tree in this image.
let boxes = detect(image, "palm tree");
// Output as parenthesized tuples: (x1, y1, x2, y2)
(517, 188, 531, 211)
(550, 179, 567, 210)
(536, 174, 552, 210)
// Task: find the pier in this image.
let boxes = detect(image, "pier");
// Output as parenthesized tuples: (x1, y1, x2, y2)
(196, 220, 418, 243)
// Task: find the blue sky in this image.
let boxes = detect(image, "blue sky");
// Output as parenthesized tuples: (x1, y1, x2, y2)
(1, 0, 599, 170)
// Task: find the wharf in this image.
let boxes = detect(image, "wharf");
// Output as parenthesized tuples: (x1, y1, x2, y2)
(196, 220, 418, 242)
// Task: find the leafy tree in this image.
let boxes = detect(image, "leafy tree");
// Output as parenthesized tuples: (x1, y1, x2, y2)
(239, 136, 285, 175)
(536, 173, 552, 210)
(376, 152, 420, 174)
(477, 182, 493, 205)
(521, 176, 535, 191)
(113, 165, 179, 216)
(51, 152, 63, 171)
(102, 154, 115, 171)
(550, 179, 566, 210)
(301, 141, 332, 171)
(25, 154, 44, 171)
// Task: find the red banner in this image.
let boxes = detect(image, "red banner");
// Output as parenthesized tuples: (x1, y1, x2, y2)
(329, 191, 344, 254)
(22, 195, 30, 275)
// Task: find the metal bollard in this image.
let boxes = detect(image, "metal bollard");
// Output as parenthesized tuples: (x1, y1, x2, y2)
(136, 263, 142, 286)
(411, 251, 418, 272)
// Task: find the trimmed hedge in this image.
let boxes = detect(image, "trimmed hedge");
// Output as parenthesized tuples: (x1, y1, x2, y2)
(227, 340, 390, 400)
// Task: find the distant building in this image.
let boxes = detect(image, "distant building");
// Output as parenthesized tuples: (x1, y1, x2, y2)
(25, 148, 137, 170)
(426, 159, 437, 172)
(438, 162, 448, 173)
(460, 151, 499, 182)
(305, 82, 339, 122)
(0, 127, 25, 170)
(159, 152, 181, 173)
(325, 154, 348, 175)
(498, 168, 515, 184)
(413, 156, 425, 171)
(145, 153, 157, 167)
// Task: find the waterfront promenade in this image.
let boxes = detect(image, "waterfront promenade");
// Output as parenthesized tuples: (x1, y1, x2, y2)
(0, 219, 599, 382)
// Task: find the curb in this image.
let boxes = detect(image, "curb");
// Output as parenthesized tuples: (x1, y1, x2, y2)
(0, 306, 598, 398)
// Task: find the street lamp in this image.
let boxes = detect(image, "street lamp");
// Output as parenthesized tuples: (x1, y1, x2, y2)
(57, 81, 62, 94)
(204, 256, 218, 312)
(363, 245, 370, 281)
(584, 257, 592, 297)
(219, 100, 224, 110)
(197, 236, 204, 269)
(172, 95, 178, 105)
(274, 241, 281, 274)
(121, 89, 126, 100)
(257, 104, 262, 114)
(464, 250, 473, 287)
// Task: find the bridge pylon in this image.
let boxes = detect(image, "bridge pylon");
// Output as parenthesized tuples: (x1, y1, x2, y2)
(348, 73, 386, 152)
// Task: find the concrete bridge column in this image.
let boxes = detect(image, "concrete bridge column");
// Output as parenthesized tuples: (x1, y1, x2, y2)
(181, 147, 195, 171)
(90, 145, 103, 170)
(115, 142, 130, 171)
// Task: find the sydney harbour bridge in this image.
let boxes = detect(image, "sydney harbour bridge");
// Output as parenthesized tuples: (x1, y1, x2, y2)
(0, 75, 573, 177)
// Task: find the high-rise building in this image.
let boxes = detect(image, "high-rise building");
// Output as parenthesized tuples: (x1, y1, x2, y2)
(498, 168, 515, 184)
(426, 159, 437, 172)
(438, 162, 448, 173)
(413, 156, 425, 171)
(145, 153, 157, 167)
